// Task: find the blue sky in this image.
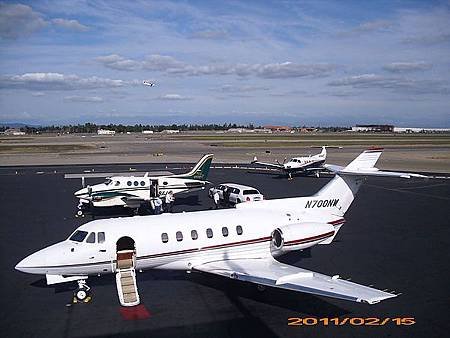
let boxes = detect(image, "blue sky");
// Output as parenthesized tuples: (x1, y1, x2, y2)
(0, 0, 449, 126)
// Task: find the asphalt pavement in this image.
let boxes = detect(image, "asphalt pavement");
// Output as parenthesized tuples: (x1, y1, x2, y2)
(0, 164, 449, 338)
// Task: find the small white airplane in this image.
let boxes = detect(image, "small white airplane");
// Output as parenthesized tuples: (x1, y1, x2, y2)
(251, 146, 341, 179)
(74, 154, 213, 215)
(143, 80, 155, 87)
(15, 148, 426, 307)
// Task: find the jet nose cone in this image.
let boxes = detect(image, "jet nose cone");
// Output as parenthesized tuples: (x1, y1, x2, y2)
(15, 250, 47, 274)
(75, 187, 87, 197)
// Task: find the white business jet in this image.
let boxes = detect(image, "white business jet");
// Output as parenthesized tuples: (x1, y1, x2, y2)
(74, 154, 213, 215)
(251, 146, 341, 179)
(16, 148, 426, 307)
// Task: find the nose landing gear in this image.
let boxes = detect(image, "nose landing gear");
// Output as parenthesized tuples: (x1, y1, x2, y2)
(73, 280, 92, 303)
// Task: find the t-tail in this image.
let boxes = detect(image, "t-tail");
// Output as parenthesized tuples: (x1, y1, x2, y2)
(315, 147, 427, 216)
(172, 154, 213, 181)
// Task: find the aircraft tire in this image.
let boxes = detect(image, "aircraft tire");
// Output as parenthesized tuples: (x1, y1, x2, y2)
(75, 289, 88, 301)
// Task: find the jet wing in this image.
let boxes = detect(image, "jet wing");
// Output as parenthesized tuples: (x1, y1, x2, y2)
(304, 167, 324, 172)
(193, 257, 396, 304)
(251, 159, 284, 170)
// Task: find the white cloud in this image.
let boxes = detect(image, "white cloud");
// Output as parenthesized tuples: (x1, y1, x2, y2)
(64, 95, 103, 102)
(51, 18, 89, 32)
(338, 19, 393, 37)
(328, 74, 449, 95)
(156, 94, 193, 101)
(0, 73, 131, 90)
(96, 54, 336, 79)
(31, 91, 45, 97)
(142, 54, 187, 71)
(95, 54, 141, 71)
(212, 84, 269, 93)
(383, 62, 432, 73)
(0, 3, 47, 39)
(253, 62, 335, 79)
(402, 33, 450, 46)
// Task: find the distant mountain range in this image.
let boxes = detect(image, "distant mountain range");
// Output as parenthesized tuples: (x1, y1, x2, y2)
(0, 122, 41, 128)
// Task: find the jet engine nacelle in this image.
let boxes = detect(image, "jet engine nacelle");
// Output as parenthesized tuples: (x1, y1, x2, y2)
(270, 222, 335, 257)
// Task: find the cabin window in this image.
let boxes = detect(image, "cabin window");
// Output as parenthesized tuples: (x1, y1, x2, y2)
(127, 181, 132, 186)
(69, 230, 88, 242)
(163, 181, 168, 185)
(115, 181, 120, 186)
(161, 233, 169, 243)
(86, 232, 96, 243)
(140, 181, 145, 186)
(104, 179, 112, 185)
(98, 232, 105, 243)
(206, 228, 213, 238)
(191, 230, 198, 240)
(236, 225, 243, 235)
(176, 231, 183, 242)
(222, 227, 228, 237)
(134, 181, 139, 186)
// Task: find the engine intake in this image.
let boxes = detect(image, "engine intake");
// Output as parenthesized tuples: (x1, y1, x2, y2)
(271, 222, 335, 257)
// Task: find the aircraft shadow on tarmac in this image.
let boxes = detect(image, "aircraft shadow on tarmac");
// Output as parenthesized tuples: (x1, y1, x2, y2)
(29, 253, 348, 319)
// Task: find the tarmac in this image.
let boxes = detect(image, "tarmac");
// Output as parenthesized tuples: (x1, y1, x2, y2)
(0, 163, 449, 338)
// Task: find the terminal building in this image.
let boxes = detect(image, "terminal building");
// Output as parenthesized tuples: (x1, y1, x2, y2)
(351, 125, 394, 132)
(351, 124, 449, 133)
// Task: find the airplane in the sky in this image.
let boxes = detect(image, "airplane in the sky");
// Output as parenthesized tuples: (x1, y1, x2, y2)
(251, 146, 341, 179)
(15, 148, 426, 307)
(74, 154, 213, 215)
(142, 80, 155, 87)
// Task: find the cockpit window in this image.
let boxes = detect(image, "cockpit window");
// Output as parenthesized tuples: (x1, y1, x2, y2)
(104, 179, 112, 185)
(69, 230, 88, 242)
(86, 232, 96, 243)
(98, 232, 105, 243)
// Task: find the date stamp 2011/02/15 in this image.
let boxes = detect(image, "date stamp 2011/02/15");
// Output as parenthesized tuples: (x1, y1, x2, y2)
(288, 317, 415, 326)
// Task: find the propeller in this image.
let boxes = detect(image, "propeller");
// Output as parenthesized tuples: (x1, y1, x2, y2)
(87, 185, 92, 197)
(283, 157, 287, 164)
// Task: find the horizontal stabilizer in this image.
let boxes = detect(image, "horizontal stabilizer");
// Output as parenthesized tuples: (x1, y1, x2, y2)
(325, 164, 428, 179)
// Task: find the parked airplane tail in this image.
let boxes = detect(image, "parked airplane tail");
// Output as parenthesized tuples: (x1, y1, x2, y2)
(311, 145, 342, 158)
(316, 148, 427, 216)
(172, 154, 213, 181)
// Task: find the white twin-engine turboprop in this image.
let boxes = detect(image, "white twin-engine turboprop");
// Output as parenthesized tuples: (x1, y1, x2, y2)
(74, 154, 213, 212)
(251, 145, 341, 178)
(16, 148, 426, 307)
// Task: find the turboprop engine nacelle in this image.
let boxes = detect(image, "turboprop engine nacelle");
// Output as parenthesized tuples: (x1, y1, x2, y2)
(270, 222, 335, 257)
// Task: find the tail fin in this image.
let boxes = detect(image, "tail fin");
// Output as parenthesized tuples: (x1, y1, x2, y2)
(172, 154, 213, 180)
(317, 148, 426, 216)
(319, 146, 327, 157)
(312, 145, 342, 158)
(344, 147, 383, 170)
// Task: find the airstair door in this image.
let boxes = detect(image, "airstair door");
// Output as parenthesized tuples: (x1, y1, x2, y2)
(115, 249, 140, 307)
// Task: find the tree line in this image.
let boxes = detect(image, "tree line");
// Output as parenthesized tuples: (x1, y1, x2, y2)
(1, 123, 351, 134)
